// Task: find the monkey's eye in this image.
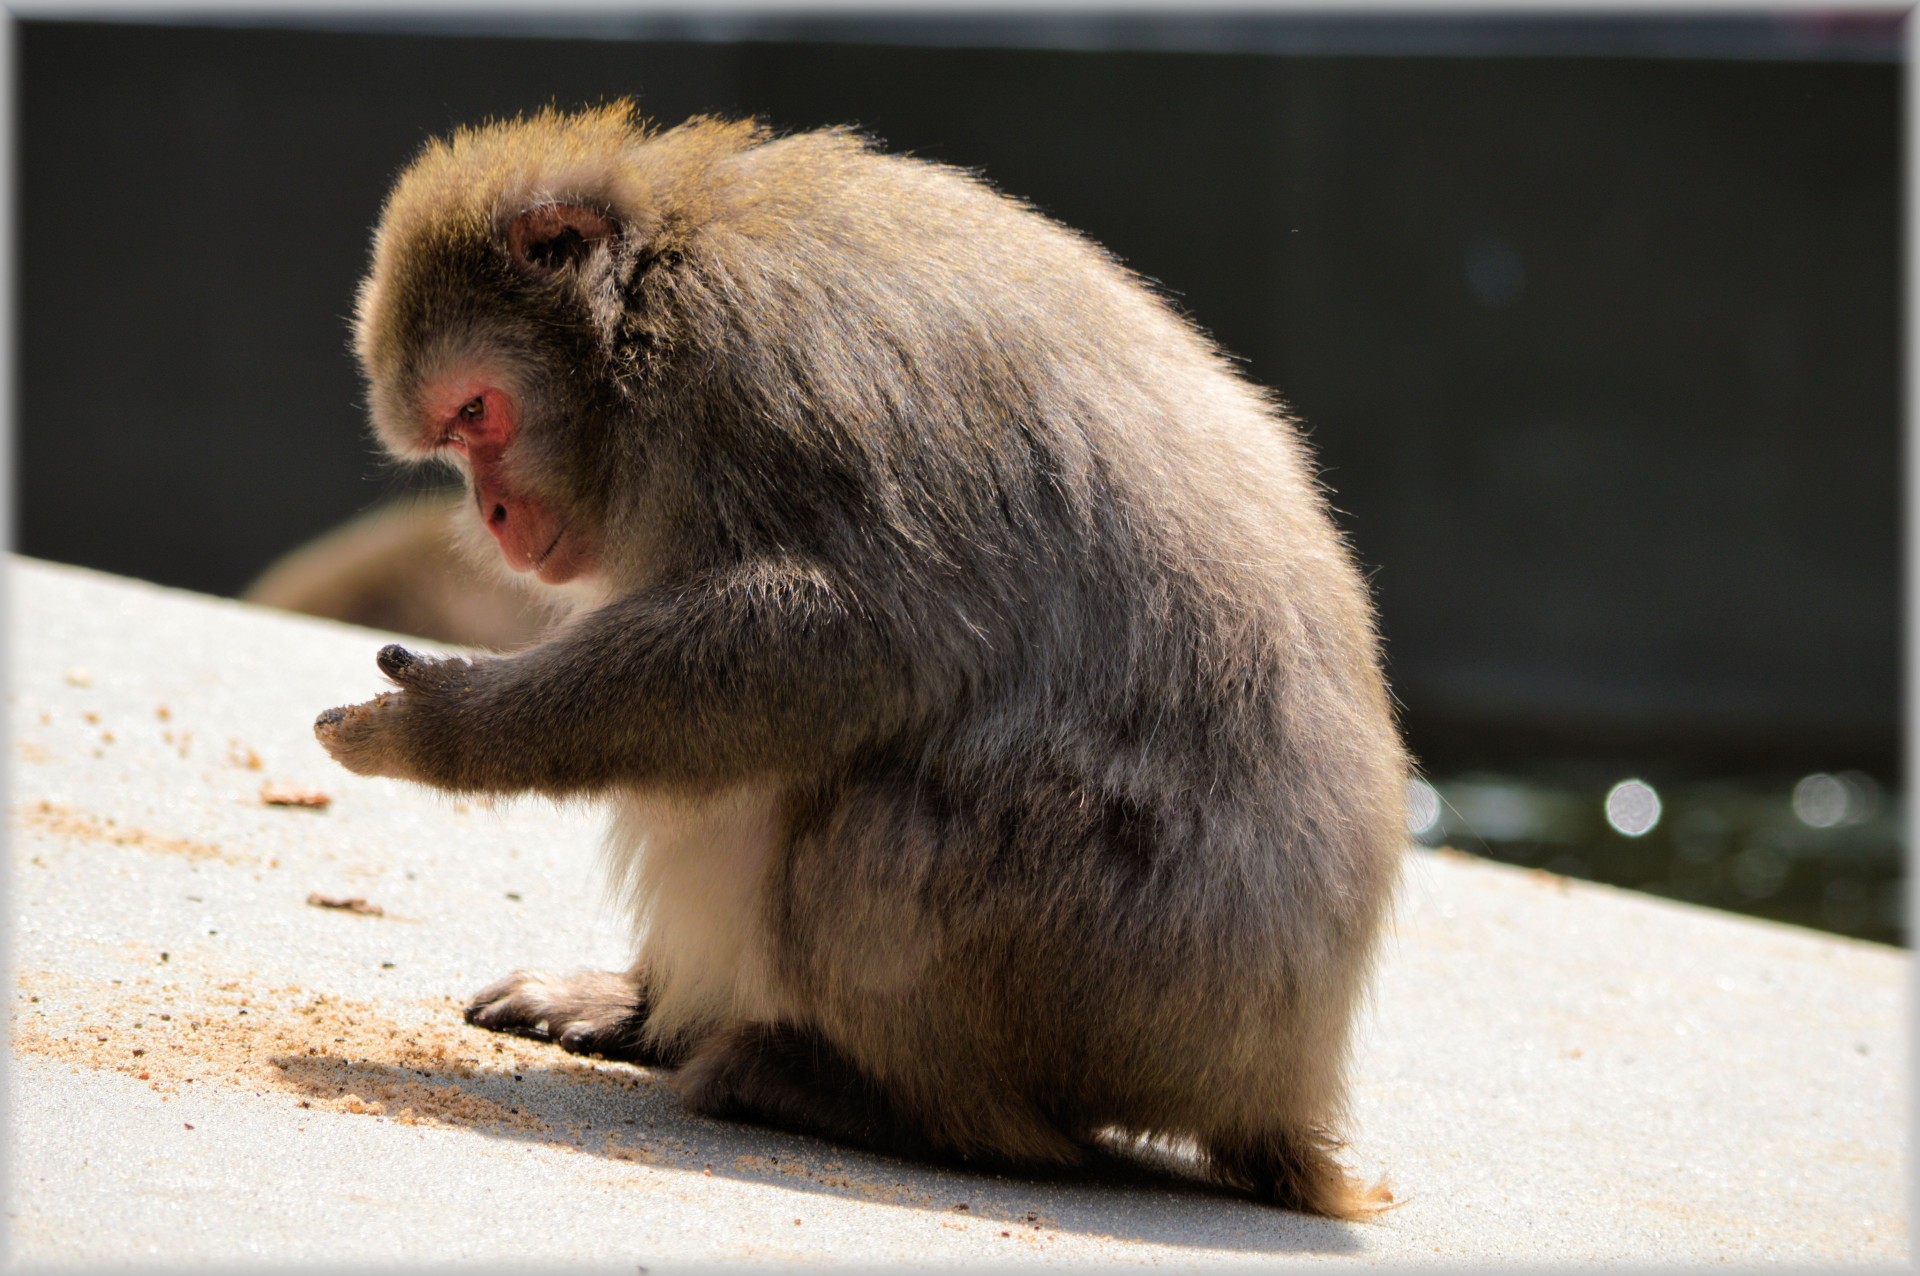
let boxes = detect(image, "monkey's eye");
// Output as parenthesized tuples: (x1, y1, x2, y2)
(458, 397, 485, 422)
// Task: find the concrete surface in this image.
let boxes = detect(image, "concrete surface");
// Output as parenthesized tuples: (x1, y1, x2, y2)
(5, 556, 1908, 1267)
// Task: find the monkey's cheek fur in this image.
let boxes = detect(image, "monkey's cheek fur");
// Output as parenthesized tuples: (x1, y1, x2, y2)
(313, 693, 415, 780)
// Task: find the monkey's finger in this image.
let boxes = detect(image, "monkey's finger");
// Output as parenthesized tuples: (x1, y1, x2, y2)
(313, 703, 365, 748)
(376, 643, 424, 683)
(376, 643, 475, 692)
(312, 694, 410, 778)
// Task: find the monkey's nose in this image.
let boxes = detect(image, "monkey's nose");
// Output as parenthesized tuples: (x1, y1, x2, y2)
(489, 503, 508, 527)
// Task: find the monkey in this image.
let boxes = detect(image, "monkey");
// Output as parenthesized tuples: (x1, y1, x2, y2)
(245, 491, 551, 649)
(314, 103, 1407, 1219)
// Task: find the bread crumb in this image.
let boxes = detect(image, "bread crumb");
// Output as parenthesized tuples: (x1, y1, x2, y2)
(306, 893, 384, 917)
(262, 782, 332, 810)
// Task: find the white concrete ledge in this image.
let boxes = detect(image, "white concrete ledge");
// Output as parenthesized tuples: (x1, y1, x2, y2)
(6, 556, 1907, 1266)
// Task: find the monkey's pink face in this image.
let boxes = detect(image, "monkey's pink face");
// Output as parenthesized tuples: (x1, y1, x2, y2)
(421, 376, 595, 585)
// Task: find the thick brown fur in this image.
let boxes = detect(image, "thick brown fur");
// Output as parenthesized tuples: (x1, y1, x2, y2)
(316, 103, 1407, 1220)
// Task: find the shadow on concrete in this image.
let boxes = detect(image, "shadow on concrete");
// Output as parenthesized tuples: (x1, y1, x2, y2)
(269, 1048, 1371, 1256)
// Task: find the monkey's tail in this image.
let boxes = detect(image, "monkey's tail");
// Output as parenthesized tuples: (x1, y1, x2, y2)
(1203, 1125, 1396, 1220)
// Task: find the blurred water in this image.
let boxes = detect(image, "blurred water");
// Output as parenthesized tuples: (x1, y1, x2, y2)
(1409, 770, 1905, 946)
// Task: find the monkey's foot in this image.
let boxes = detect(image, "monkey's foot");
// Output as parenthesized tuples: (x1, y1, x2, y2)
(677, 1023, 942, 1162)
(463, 968, 682, 1067)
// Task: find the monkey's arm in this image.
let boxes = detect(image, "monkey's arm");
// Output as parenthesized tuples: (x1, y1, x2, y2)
(313, 557, 955, 795)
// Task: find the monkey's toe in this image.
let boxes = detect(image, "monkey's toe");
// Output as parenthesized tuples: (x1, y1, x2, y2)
(463, 967, 676, 1065)
(463, 967, 561, 1035)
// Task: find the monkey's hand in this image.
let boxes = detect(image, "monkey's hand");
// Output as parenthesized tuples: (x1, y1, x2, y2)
(313, 644, 478, 782)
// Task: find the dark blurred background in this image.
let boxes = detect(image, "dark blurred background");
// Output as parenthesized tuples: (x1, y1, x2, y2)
(14, 14, 1905, 941)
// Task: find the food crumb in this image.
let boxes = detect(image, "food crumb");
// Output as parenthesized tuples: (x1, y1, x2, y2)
(306, 893, 384, 917)
(155, 705, 171, 721)
(261, 782, 332, 810)
(64, 668, 93, 687)
(183, 1123, 194, 1131)
(82, 711, 101, 725)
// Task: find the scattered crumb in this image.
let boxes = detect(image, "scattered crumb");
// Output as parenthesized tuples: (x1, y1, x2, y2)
(12, 970, 662, 1157)
(227, 741, 263, 770)
(261, 782, 333, 810)
(64, 668, 93, 687)
(156, 705, 172, 721)
(306, 893, 384, 918)
(732, 1152, 935, 1208)
(82, 711, 101, 725)
(17, 742, 49, 764)
(15, 800, 248, 866)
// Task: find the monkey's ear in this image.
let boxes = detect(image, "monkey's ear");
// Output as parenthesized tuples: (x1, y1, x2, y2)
(506, 203, 618, 275)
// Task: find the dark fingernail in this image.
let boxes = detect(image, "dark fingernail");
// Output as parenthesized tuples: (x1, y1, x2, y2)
(377, 644, 415, 675)
(315, 708, 345, 728)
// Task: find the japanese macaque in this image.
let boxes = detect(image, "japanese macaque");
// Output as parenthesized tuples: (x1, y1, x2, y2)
(315, 103, 1406, 1218)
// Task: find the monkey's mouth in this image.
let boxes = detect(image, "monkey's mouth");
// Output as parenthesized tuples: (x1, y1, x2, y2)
(532, 524, 570, 572)
(529, 521, 597, 585)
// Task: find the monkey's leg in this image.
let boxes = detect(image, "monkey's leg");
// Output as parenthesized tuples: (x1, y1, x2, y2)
(675, 1023, 947, 1163)
(463, 967, 686, 1067)
(1204, 1127, 1393, 1220)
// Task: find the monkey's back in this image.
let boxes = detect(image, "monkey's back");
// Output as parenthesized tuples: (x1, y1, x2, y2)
(631, 125, 1408, 1146)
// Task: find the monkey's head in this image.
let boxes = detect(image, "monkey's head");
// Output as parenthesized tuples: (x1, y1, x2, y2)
(356, 104, 1144, 603)
(354, 103, 721, 587)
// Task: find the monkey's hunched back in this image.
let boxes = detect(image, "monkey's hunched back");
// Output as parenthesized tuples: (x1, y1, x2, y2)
(325, 104, 1407, 1219)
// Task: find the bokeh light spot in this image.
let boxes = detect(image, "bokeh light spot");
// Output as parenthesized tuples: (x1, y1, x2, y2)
(1605, 779, 1662, 837)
